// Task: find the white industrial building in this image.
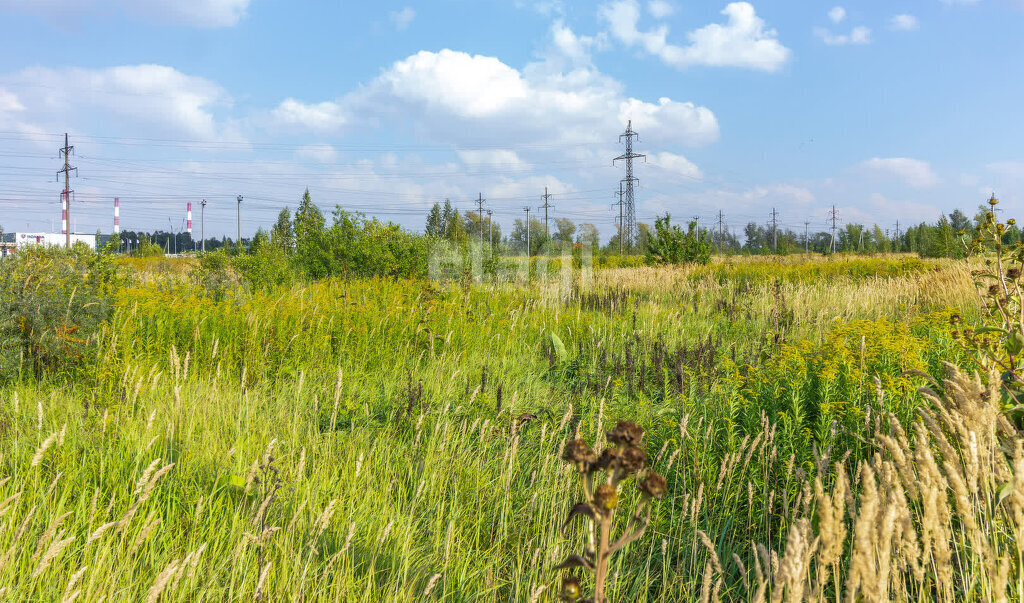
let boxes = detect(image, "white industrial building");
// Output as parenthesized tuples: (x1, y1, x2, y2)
(0, 232, 96, 256)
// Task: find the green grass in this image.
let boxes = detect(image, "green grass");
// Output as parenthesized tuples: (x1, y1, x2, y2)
(0, 256, 981, 600)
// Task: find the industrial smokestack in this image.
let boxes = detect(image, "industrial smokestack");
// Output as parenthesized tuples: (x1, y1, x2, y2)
(61, 191, 68, 235)
(187, 202, 193, 235)
(114, 197, 120, 235)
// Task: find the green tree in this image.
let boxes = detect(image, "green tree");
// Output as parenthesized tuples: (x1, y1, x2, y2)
(577, 223, 599, 250)
(272, 207, 295, 252)
(425, 203, 444, 237)
(510, 217, 547, 255)
(872, 225, 890, 253)
(442, 200, 466, 244)
(645, 214, 711, 265)
(294, 188, 329, 278)
(553, 218, 576, 247)
(250, 228, 270, 253)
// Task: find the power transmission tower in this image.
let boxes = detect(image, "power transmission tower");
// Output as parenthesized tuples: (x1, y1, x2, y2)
(201, 199, 207, 252)
(486, 209, 493, 254)
(769, 208, 779, 254)
(476, 193, 486, 248)
(237, 195, 243, 249)
(804, 220, 810, 253)
(522, 206, 532, 258)
(613, 120, 645, 250)
(828, 205, 839, 253)
(540, 187, 553, 237)
(56, 133, 77, 248)
(892, 220, 900, 252)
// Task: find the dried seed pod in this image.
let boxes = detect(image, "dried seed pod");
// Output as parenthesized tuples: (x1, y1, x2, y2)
(606, 420, 643, 447)
(618, 446, 646, 474)
(593, 448, 620, 471)
(639, 472, 668, 499)
(560, 574, 582, 601)
(594, 484, 618, 512)
(563, 439, 596, 469)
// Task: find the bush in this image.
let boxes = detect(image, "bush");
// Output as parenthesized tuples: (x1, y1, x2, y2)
(0, 245, 122, 382)
(233, 244, 293, 293)
(192, 249, 235, 301)
(645, 214, 712, 265)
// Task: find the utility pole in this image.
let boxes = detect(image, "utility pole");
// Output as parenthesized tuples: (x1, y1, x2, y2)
(475, 193, 486, 248)
(716, 210, 725, 250)
(540, 187, 553, 237)
(236, 195, 243, 250)
(57, 133, 77, 248)
(828, 205, 839, 253)
(613, 120, 645, 250)
(804, 220, 810, 253)
(201, 199, 207, 252)
(770, 207, 779, 254)
(892, 220, 900, 252)
(486, 209, 493, 254)
(613, 182, 624, 254)
(523, 206, 532, 258)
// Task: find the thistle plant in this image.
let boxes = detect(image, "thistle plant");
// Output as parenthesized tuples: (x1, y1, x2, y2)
(957, 194, 1024, 425)
(556, 420, 666, 603)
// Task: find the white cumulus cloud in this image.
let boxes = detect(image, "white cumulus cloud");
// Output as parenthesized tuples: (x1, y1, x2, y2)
(1, 64, 233, 140)
(890, 14, 919, 31)
(276, 48, 720, 149)
(274, 98, 347, 131)
(648, 151, 702, 181)
(599, 0, 791, 72)
(648, 0, 674, 19)
(457, 149, 526, 169)
(549, 20, 606, 65)
(815, 25, 871, 45)
(295, 144, 339, 163)
(860, 157, 939, 188)
(389, 7, 416, 31)
(828, 6, 846, 23)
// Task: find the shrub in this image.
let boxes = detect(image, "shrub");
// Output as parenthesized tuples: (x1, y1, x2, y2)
(958, 196, 1024, 427)
(0, 245, 122, 382)
(645, 214, 712, 266)
(192, 249, 236, 301)
(233, 243, 293, 293)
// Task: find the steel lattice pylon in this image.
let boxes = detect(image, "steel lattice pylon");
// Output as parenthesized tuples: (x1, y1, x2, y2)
(613, 120, 645, 250)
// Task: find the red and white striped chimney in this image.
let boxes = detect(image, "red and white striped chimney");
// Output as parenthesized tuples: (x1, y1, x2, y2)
(61, 191, 68, 235)
(187, 202, 193, 235)
(114, 197, 120, 235)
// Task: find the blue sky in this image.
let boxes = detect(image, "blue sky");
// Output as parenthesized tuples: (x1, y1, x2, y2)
(0, 0, 1021, 239)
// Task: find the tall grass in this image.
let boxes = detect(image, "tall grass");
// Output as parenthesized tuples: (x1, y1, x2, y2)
(0, 255, 1002, 600)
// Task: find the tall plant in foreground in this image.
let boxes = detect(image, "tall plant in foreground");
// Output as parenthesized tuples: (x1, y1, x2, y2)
(958, 194, 1024, 425)
(557, 420, 666, 603)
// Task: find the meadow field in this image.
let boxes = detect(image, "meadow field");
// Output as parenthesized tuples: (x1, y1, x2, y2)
(1, 251, 1022, 601)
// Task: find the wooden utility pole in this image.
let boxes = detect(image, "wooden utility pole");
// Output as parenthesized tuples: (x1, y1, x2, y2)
(237, 195, 243, 249)
(523, 206, 532, 258)
(486, 209, 493, 254)
(201, 199, 207, 252)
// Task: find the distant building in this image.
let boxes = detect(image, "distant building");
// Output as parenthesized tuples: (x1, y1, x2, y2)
(0, 232, 96, 256)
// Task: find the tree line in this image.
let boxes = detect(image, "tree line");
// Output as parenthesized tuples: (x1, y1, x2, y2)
(87, 194, 1014, 280)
